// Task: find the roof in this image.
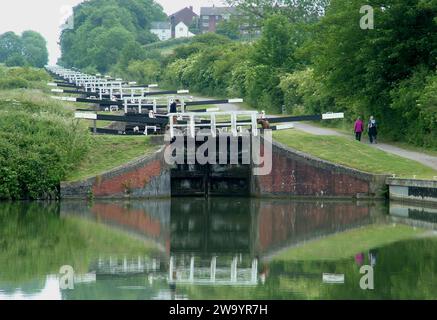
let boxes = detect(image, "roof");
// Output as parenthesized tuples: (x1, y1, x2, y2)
(200, 6, 240, 16)
(150, 21, 171, 30)
(171, 6, 199, 18)
(170, 7, 198, 26)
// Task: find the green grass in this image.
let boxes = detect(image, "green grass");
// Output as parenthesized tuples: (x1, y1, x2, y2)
(0, 202, 158, 282)
(273, 130, 437, 179)
(66, 135, 158, 182)
(273, 224, 424, 261)
(305, 120, 437, 156)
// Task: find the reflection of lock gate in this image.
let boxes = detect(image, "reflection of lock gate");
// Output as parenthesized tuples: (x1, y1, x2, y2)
(169, 256, 259, 286)
(90, 255, 259, 286)
(94, 256, 161, 275)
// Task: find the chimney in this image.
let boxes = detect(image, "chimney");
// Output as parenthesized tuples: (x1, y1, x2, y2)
(189, 6, 193, 11)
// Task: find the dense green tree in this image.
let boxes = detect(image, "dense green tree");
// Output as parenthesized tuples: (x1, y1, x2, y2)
(225, 0, 329, 22)
(59, 0, 166, 72)
(216, 19, 241, 40)
(309, 0, 437, 145)
(5, 53, 27, 67)
(0, 32, 23, 63)
(21, 31, 49, 67)
(0, 31, 48, 67)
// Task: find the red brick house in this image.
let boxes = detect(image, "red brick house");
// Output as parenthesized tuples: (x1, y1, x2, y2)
(199, 6, 261, 37)
(170, 6, 199, 38)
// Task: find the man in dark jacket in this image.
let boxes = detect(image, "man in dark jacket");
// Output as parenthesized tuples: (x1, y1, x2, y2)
(169, 99, 180, 114)
(368, 116, 378, 144)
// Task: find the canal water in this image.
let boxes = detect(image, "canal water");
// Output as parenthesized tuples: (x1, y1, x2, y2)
(1, 198, 437, 300)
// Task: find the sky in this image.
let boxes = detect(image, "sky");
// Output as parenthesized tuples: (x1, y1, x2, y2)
(0, 0, 226, 65)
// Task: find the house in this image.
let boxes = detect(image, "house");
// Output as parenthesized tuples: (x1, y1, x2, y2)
(150, 22, 172, 41)
(170, 6, 198, 38)
(199, 6, 261, 37)
(174, 21, 195, 39)
(199, 7, 238, 33)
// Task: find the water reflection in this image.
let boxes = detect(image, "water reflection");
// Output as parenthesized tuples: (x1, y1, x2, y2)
(0, 199, 436, 300)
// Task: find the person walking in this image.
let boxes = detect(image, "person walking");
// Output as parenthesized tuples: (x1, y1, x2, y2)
(354, 117, 364, 141)
(368, 116, 378, 144)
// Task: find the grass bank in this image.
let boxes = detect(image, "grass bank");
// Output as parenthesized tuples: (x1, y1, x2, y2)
(0, 202, 158, 283)
(273, 130, 437, 180)
(66, 135, 158, 182)
(0, 83, 91, 199)
(273, 224, 424, 261)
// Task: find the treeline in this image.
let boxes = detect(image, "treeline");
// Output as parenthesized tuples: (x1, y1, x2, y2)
(0, 66, 90, 200)
(59, 0, 167, 73)
(0, 31, 49, 68)
(61, 0, 437, 148)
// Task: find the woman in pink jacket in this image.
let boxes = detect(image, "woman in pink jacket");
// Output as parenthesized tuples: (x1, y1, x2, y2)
(354, 117, 364, 142)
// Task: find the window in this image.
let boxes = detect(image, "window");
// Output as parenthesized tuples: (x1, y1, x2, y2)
(202, 16, 210, 21)
(179, 27, 184, 32)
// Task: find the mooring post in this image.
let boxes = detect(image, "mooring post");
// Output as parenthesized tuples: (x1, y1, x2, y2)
(169, 256, 174, 281)
(189, 256, 195, 283)
(210, 256, 217, 283)
(181, 98, 185, 113)
(251, 259, 258, 283)
(153, 99, 157, 113)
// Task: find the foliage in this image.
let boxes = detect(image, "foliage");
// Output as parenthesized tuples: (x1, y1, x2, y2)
(216, 19, 241, 40)
(224, 0, 329, 22)
(309, 0, 437, 147)
(0, 202, 156, 283)
(59, 0, 166, 72)
(21, 31, 49, 68)
(0, 65, 50, 90)
(60, 0, 437, 148)
(0, 31, 48, 67)
(279, 68, 335, 114)
(0, 67, 90, 199)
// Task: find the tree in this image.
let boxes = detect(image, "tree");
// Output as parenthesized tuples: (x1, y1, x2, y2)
(224, 0, 329, 23)
(22, 31, 49, 68)
(188, 17, 201, 35)
(0, 32, 23, 63)
(5, 53, 27, 67)
(216, 19, 241, 40)
(307, 0, 437, 146)
(59, 0, 167, 72)
(0, 31, 48, 68)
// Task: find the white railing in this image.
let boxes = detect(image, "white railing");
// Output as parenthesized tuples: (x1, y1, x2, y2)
(169, 111, 259, 138)
(168, 256, 259, 286)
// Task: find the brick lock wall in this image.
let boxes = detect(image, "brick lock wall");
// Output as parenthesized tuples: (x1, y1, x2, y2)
(252, 141, 388, 199)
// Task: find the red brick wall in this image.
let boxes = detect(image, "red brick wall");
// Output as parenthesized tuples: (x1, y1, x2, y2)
(256, 201, 371, 253)
(252, 142, 386, 198)
(92, 160, 162, 197)
(91, 202, 162, 238)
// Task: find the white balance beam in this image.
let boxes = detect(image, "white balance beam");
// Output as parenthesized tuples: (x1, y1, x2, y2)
(75, 112, 97, 120)
(322, 112, 344, 120)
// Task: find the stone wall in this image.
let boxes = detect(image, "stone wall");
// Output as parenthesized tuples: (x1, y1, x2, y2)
(387, 178, 437, 204)
(61, 147, 171, 199)
(251, 140, 388, 199)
